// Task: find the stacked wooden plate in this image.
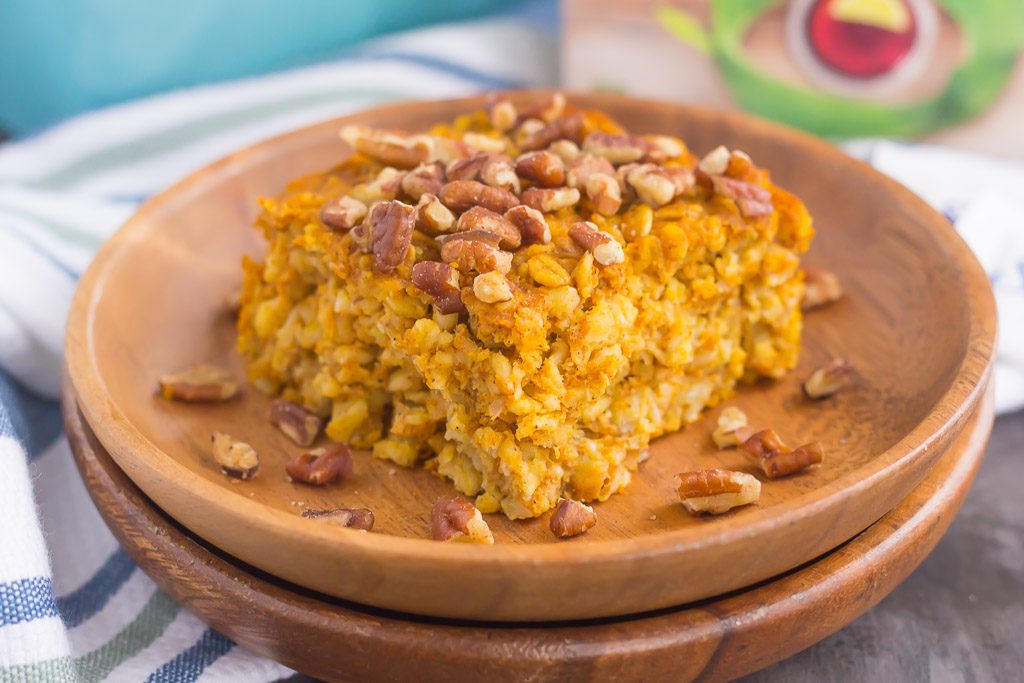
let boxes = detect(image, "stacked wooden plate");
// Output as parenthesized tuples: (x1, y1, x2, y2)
(63, 93, 996, 679)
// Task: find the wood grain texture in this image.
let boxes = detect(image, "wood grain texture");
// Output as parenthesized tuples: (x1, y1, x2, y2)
(63, 91, 997, 621)
(63, 381, 994, 682)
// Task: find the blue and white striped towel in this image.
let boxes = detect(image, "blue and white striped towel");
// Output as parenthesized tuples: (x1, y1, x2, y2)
(2, 8, 1022, 680)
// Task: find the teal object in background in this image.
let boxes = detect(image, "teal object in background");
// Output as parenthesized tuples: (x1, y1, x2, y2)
(0, 0, 523, 135)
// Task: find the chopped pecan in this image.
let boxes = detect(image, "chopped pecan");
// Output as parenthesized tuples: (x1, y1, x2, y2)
(548, 139, 581, 165)
(456, 206, 521, 249)
(568, 220, 625, 266)
(414, 193, 456, 235)
(549, 498, 597, 538)
(439, 232, 513, 274)
(517, 92, 566, 124)
(472, 271, 513, 304)
(479, 154, 521, 193)
(803, 358, 854, 399)
(566, 154, 616, 189)
(698, 145, 731, 175)
(627, 163, 677, 207)
(711, 406, 755, 449)
(802, 268, 844, 310)
(301, 507, 375, 531)
(365, 200, 415, 273)
(430, 496, 494, 544)
(664, 166, 696, 195)
(585, 173, 622, 215)
(582, 132, 647, 165)
(401, 162, 445, 200)
(411, 261, 466, 314)
(361, 167, 405, 200)
(211, 432, 259, 480)
(521, 186, 580, 213)
(269, 399, 324, 447)
(486, 96, 517, 133)
(741, 429, 824, 479)
(515, 151, 565, 187)
(320, 196, 367, 231)
(340, 125, 433, 169)
(712, 175, 773, 218)
(677, 469, 761, 515)
(504, 205, 550, 244)
(286, 444, 354, 486)
(439, 180, 520, 214)
(429, 136, 475, 166)
(463, 132, 507, 154)
(159, 364, 239, 402)
(642, 135, 686, 161)
(446, 153, 489, 182)
(519, 112, 584, 151)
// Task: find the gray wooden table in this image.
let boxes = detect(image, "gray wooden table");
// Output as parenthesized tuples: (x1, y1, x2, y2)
(747, 410, 1024, 682)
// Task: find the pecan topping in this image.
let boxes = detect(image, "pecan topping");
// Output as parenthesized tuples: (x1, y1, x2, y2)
(582, 132, 647, 165)
(479, 154, 521, 193)
(585, 173, 622, 215)
(711, 406, 755, 449)
(411, 261, 466, 314)
(521, 186, 580, 213)
(286, 444, 354, 486)
(627, 163, 677, 207)
(741, 429, 824, 479)
(269, 399, 324, 447)
(802, 268, 844, 310)
(211, 432, 259, 480)
(568, 221, 625, 266)
(803, 358, 854, 399)
(642, 135, 686, 161)
(517, 92, 566, 124)
(549, 498, 597, 538)
(504, 205, 550, 245)
(472, 271, 513, 304)
(439, 180, 520, 214)
(677, 469, 761, 515)
(159, 364, 239, 402)
(400, 162, 445, 200)
(519, 112, 584, 151)
(456, 206, 521, 249)
(439, 232, 513, 274)
(664, 166, 696, 195)
(430, 496, 494, 544)
(548, 139, 581, 165)
(486, 96, 517, 133)
(340, 125, 433, 169)
(446, 153, 489, 182)
(365, 200, 415, 273)
(566, 154, 616, 189)
(320, 196, 367, 231)
(430, 136, 475, 166)
(463, 132, 507, 154)
(712, 175, 773, 218)
(698, 145, 731, 175)
(515, 151, 565, 187)
(361, 167, 405, 200)
(414, 193, 456, 235)
(302, 507, 375, 531)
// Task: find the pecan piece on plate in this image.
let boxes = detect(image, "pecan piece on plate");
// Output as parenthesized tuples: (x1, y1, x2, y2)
(414, 193, 457, 235)
(519, 112, 584, 151)
(549, 498, 597, 539)
(211, 432, 259, 480)
(463, 132, 507, 155)
(286, 444, 354, 486)
(568, 220, 625, 266)
(585, 173, 622, 216)
(521, 186, 580, 213)
(517, 92, 566, 124)
(339, 125, 433, 169)
(269, 399, 324, 447)
(320, 196, 367, 231)
(401, 162, 445, 200)
(627, 163, 678, 207)
(301, 507, 375, 531)
(698, 145, 731, 175)
(515, 151, 565, 188)
(411, 261, 466, 314)
(159, 364, 239, 402)
(504, 204, 550, 245)
(365, 200, 416, 273)
(677, 469, 761, 515)
(485, 96, 517, 133)
(439, 231, 512, 274)
(582, 132, 647, 165)
(566, 154, 616, 189)
(445, 153, 489, 182)
(711, 175, 773, 218)
(430, 496, 494, 544)
(803, 358, 854, 400)
(472, 271, 513, 304)
(479, 154, 521, 193)
(741, 429, 824, 479)
(439, 180, 520, 214)
(711, 406, 755, 449)
(802, 268, 844, 310)
(456, 206, 521, 249)
(548, 139, 580, 165)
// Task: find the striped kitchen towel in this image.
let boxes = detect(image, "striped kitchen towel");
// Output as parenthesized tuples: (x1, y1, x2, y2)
(0, 9, 556, 682)
(2, 5, 1023, 681)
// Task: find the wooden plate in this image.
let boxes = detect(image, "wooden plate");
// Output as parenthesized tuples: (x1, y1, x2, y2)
(64, 92, 996, 621)
(64, 380, 994, 682)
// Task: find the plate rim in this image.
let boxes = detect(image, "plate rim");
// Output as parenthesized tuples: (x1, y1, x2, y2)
(65, 91, 997, 597)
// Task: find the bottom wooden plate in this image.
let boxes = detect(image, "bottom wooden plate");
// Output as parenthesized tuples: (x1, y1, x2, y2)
(64, 385, 993, 682)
